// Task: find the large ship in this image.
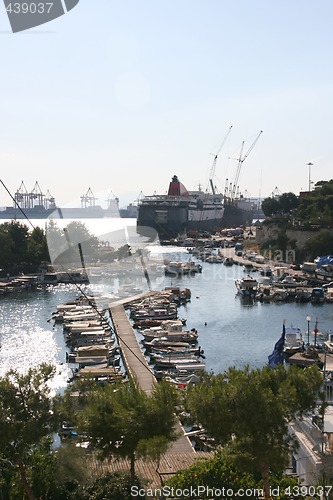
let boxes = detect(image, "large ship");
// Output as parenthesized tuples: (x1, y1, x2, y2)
(137, 175, 225, 239)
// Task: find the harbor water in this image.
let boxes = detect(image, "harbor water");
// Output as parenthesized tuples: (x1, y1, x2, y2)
(1, 243, 333, 392)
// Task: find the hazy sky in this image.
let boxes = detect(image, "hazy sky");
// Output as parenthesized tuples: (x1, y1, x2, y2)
(0, 1, 332, 208)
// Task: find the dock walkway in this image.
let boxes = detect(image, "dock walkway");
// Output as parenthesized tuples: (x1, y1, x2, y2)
(109, 302, 194, 453)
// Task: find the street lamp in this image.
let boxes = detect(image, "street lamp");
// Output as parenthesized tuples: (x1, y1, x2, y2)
(307, 162, 313, 192)
(306, 315, 311, 345)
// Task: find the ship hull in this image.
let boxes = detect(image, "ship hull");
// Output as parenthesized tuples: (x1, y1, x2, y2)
(137, 198, 224, 239)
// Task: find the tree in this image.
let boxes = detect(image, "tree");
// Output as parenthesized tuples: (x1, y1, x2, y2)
(27, 226, 50, 266)
(261, 197, 280, 217)
(0, 221, 29, 273)
(0, 230, 14, 270)
(304, 229, 333, 260)
(186, 364, 324, 500)
(0, 364, 61, 500)
(47, 221, 100, 265)
(70, 377, 179, 489)
(167, 449, 298, 499)
(5, 221, 29, 261)
(278, 192, 299, 214)
(80, 471, 146, 500)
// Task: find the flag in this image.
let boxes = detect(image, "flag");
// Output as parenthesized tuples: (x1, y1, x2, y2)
(268, 322, 286, 367)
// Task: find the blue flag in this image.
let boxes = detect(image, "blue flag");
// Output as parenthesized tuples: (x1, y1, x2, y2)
(268, 323, 286, 367)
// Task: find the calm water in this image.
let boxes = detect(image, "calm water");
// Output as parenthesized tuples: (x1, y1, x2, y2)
(1, 244, 333, 392)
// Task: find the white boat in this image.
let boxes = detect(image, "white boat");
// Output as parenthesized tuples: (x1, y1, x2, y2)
(143, 339, 192, 349)
(165, 260, 202, 275)
(235, 277, 259, 299)
(283, 327, 304, 356)
(324, 334, 333, 353)
(140, 329, 199, 344)
(131, 306, 178, 321)
(325, 287, 333, 303)
(153, 354, 203, 369)
(273, 289, 289, 302)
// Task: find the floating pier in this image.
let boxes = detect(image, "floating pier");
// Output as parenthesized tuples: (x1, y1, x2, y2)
(109, 299, 195, 453)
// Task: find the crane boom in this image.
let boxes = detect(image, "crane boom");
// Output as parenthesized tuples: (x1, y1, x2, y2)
(209, 125, 232, 195)
(231, 130, 263, 199)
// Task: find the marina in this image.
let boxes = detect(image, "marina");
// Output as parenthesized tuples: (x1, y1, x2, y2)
(1, 245, 333, 385)
(1, 236, 333, 485)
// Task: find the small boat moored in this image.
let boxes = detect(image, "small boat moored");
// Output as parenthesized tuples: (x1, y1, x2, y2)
(235, 276, 259, 300)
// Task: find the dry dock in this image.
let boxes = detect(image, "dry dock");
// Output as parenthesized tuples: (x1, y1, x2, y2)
(109, 300, 195, 454)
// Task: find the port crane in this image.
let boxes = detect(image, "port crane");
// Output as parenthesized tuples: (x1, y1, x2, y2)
(230, 130, 263, 200)
(14, 181, 51, 209)
(81, 187, 97, 208)
(208, 125, 232, 195)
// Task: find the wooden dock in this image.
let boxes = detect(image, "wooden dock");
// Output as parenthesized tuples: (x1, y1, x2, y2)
(88, 451, 214, 489)
(109, 303, 195, 453)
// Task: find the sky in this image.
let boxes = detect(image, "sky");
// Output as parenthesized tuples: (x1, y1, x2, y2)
(0, 0, 332, 209)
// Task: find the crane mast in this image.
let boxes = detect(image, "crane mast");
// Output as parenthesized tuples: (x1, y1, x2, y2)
(230, 130, 263, 200)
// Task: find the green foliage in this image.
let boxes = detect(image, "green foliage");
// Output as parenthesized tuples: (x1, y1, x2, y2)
(278, 192, 299, 214)
(296, 180, 333, 226)
(0, 221, 29, 273)
(0, 440, 88, 500)
(27, 226, 50, 265)
(261, 197, 280, 217)
(69, 377, 179, 483)
(304, 229, 333, 260)
(261, 193, 298, 217)
(167, 450, 259, 498)
(261, 181, 333, 228)
(0, 221, 51, 274)
(47, 221, 100, 265)
(80, 471, 146, 500)
(0, 364, 61, 499)
(186, 364, 323, 498)
(79, 378, 179, 459)
(167, 450, 298, 499)
(0, 364, 60, 456)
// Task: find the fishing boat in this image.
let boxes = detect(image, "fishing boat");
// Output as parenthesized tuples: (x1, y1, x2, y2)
(295, 287, 312, 303)
(311, 287, 325, 304)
